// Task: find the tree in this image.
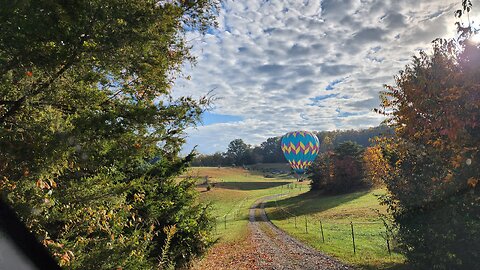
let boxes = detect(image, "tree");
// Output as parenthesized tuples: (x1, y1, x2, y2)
(191, 152, 229, 167)
(0, 1, 218, 269)
(377, 2, 480, 268)
(309, 152, 333, 191)
(250, 146, 265, 164)
(260, 137, 285, 163)
(309, 141, 365, 194)
(319, 134, 334, 152)
(226, 139, 251, 166)
(330, 141, 365, 193)
(363, 139, 392, 186)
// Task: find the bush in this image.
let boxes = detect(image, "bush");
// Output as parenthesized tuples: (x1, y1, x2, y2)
(310, 141, 366, 194)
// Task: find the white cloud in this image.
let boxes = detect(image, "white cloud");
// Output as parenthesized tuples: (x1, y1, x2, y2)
(175, 0, 464, 154)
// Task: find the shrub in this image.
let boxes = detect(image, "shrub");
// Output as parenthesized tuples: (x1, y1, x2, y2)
(310, 141, 366, 194)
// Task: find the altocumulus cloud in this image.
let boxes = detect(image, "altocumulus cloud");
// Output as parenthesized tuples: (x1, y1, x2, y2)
(173, 0, 467, 154)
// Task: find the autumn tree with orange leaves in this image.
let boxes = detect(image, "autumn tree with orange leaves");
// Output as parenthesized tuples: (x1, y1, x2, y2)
(376, 2, 480, 268)
(363, 142, 392, 186)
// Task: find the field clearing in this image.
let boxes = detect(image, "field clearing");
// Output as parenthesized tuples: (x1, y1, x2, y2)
(187, 167, 406, 269)
(185, 167, 306, 242)
(264, 189, 406, 269)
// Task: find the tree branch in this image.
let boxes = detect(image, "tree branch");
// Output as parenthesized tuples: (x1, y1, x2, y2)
(0, 54, 78, 124)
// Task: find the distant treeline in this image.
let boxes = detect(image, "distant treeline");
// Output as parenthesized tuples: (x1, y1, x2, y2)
(192, 125, 393, 167)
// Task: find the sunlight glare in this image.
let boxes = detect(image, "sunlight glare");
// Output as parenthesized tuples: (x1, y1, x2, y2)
(471, 33, 480, 44)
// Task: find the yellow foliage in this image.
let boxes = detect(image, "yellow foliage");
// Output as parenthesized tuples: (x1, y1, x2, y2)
(364, 146, 391, 186)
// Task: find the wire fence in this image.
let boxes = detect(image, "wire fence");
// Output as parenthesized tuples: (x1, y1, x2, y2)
(214, 196, 250, 233)
(213, 183, 308, 234)
(272, 194, 395, 256)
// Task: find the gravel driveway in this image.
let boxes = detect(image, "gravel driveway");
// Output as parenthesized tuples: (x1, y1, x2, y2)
(249, 195, 353, 270)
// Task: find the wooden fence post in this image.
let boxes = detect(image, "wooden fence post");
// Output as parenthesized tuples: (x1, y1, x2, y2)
(384, 223, 391, 256)
(305, 216, 308, 233)
(294, 216, 297, 228)
(320, 220, 325, 243)
(224, 215, 227, 229)
(350, 222, 356, 254)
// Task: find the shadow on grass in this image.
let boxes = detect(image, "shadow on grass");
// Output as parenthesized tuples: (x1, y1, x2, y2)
(356, 261, 409, 270)
(265, 189, 369, 220)
(216, 181, 289, 190)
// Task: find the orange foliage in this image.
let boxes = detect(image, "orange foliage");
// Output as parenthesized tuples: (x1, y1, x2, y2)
(363, 145, 391, 186)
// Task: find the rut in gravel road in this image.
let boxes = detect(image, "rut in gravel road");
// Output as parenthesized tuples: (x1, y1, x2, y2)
(249, 195, 353, 270)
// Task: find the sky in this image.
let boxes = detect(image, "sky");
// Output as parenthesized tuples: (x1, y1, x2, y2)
(174, 0, 473, 154)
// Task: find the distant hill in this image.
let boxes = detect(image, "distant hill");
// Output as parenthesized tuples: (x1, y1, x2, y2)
(192, 125, 393, 167)
(316, 125, 393, 152)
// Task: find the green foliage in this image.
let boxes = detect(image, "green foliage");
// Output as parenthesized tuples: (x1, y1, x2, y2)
(226, 139, 251, 166)
(310, 141, 366, 194)
(259, 137, 285, 163)
(309, 152, 333, 191)
(378, 4, 480, 268)
(191, 152, 230, 167)
(0, 0, 218, 268)
(158, 225, 177, 270)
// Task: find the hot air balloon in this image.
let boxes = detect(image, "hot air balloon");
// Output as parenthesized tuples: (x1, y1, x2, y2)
(281, 131, 320, 181)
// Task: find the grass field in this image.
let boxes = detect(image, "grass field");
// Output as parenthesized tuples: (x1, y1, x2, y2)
(264, 189, 406, 269)
(185, 167, 306, 242)
(187, 167, 406, 269)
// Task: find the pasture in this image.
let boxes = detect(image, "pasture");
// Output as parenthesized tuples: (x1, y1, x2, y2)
(187, 167, 405, 269)
(185, 166, 304, 241)
(264, 189, 406, 269)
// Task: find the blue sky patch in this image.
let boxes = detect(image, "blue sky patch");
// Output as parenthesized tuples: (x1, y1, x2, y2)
(325, 78, 345, 90)
(201, 112, 243, 125)
(336, 108, 365, 118)
(308, 93, 339, 106)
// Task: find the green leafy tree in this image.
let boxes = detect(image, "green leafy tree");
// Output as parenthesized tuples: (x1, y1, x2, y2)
(260, 137, 285, 163)
(226, 139, 251, 166)
(0, 0, 218, 269)
(377, 2, 480, 268)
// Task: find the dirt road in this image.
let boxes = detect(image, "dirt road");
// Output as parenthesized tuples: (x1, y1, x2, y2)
(249, 195, 352, 270)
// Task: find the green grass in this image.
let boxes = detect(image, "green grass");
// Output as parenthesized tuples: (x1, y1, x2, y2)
(264, 188, 406, 269)
(187, 167, 407, 269)
(186, 167, 307, 242)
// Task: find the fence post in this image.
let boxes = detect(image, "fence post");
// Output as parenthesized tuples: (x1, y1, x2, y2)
(320, 220, 325, 243)
(384, 224, 391, 256)
(224, 215, 227, 229)
(215, 217, 217, 234)
(350, 221, 356, 254)
(294, 216, 297, 228)
(305, 216, 308, 233)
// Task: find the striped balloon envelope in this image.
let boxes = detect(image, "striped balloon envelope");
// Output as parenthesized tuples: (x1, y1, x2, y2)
(281, 131, 320, 177)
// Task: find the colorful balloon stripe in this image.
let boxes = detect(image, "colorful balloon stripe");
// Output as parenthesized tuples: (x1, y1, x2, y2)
(281, 131, 320, 175)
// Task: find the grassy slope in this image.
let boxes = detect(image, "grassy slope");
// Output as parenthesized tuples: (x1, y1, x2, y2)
(188, 167, 406, 269)
(186, 167, 305, 242)
(264, 188, 406, 269)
